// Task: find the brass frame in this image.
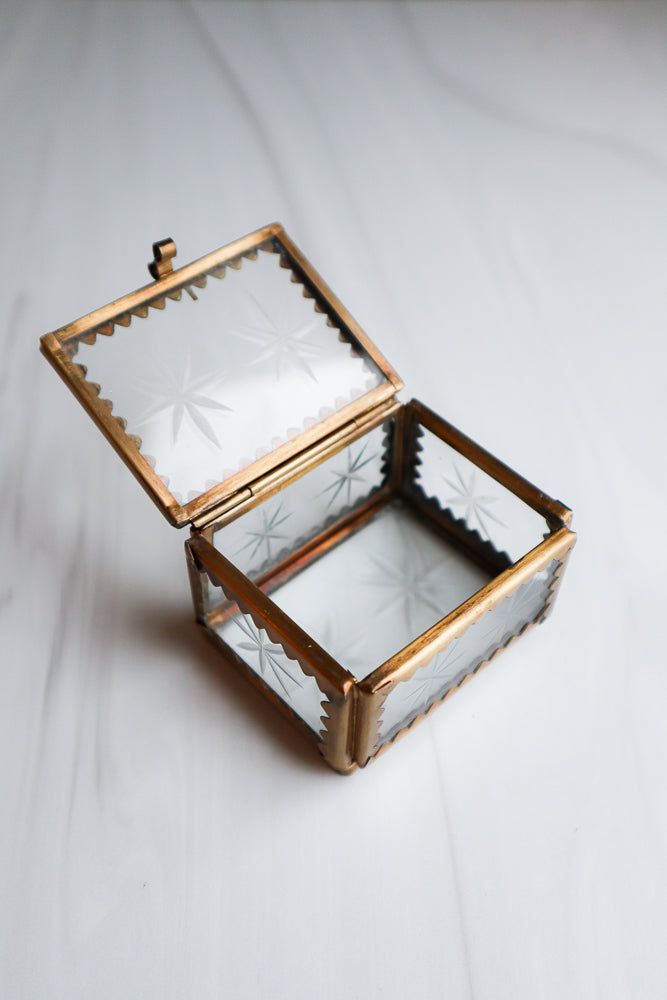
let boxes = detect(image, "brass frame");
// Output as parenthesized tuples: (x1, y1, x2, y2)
(186, 399, 576, 774)
(39, 223, 576, 775)
(356, 523, 575, 765)
(40, 223, 402, 527)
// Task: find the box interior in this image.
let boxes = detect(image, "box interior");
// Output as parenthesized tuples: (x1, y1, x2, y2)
(203, 411, 554, 694)
(216, 498, 491, 682)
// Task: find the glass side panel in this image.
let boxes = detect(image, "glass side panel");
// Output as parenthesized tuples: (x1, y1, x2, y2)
(412, 426, 551, 563)
(213, 607, 329, 736)
(71, 249, 384, 505)
(378, 559, 558, 745)
(211, 420, 392, 581)
(235, 499, 491, 682)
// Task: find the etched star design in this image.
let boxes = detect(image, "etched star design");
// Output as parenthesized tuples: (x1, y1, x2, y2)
(232, 290, 328, 383)
(236, 502, 292, 565)
(443, 465, 505, 540)
(318, 441, 379, 509)
(402, 639, 469, 712)
(476, 571, 550, 651)
(363, 543, 450, 634)
(234, 616, 304, 698)
(133, 353, 231, 448)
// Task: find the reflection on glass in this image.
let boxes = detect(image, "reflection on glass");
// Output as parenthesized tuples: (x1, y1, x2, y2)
(72, 250, 384, 504)
(378, 560, 558, 744)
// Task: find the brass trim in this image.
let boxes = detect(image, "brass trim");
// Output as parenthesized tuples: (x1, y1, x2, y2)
(148, 238, 177, 280)
(195, 397, 400, 531)
(188, 534, 355, 693)
(364, 526, 575, 693)
(363, 543, 575, 767)
(407, 399, 572, 527)
(187, 399, 576, 772)
(40, 332, 178, 519)
(188, 533, 357, 773)
(40, 223, 403, 528)
(354, 526, 576, 764)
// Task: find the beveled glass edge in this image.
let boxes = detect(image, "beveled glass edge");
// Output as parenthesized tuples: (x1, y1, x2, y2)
(39, 223, 403, 528)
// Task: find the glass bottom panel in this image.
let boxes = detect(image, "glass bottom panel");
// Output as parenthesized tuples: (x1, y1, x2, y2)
(218, 499, 491, 682)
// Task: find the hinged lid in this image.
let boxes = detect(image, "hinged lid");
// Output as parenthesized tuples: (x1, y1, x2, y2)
(41, 223, 402, 527)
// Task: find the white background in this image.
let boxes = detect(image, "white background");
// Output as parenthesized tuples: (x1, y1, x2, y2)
(1, 3, 666, 998)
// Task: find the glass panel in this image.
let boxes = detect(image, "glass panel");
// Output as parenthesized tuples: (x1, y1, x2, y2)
(238, 499, 491, 681)
(213, 607, 329, 736)
(379, 560, 558, 745)
(212, 420, 392, 580)
(71, 249, 384, 505)
(413, 426, 550, 563)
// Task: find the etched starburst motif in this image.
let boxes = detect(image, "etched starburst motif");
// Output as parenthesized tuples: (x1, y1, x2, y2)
(443, 465, 505, 540)
(132, 353, 231, 448)
(318, 441, 379, 509)
(476, 570, 550, 650)
(231, 290, 328, 383)
(363, 543, 449, 633)
(401, 640, 470, 712)
(236, 502, 293, 565)
(234, 616, 304, 698)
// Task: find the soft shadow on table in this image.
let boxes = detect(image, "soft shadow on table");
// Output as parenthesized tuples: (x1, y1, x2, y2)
(126, 597, 330, 777)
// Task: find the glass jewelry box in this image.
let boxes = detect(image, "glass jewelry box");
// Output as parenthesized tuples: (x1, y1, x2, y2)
(40, 223, 576, 774)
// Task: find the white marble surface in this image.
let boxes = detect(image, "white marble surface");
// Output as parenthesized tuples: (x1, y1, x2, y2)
(1, 2, 666, 997)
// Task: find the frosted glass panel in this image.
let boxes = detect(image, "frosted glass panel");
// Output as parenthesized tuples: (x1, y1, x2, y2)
(214, 608, 328, 736)
(413, 426, 550, 563)
(379, 560, 558, 744)
(212, 421, 391, 579)
(248, 500, 491, 681)
(71, 249, 384, 505)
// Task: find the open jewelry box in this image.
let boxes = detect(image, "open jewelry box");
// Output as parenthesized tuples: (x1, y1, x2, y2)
(40, 223, 576, 773)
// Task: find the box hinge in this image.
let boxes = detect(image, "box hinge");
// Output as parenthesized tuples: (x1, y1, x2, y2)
(191, 485, 253, 530)
(192, 395, 401, 532)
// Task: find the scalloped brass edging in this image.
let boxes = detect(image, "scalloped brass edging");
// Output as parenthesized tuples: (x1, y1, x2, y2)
(369, 559, 562, 757)
(66, 247, 382, 505)
(187, 533, 357, 774)
(40, 223, 402, 529)
(353, 524, 576, 766)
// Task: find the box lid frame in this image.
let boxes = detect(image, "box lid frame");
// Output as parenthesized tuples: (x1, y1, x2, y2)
(40, 223, 403, 527)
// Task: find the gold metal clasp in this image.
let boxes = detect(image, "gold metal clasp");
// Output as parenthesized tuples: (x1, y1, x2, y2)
(148, 238, 177, 280)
